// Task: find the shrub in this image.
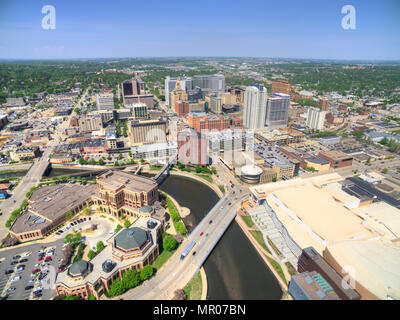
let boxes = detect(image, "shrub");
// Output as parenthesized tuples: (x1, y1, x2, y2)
(140, 265, 154, 281)
(163, 235, 177, 251)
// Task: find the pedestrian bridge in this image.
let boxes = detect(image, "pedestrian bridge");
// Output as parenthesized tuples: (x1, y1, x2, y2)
(153, 154, 177, 182)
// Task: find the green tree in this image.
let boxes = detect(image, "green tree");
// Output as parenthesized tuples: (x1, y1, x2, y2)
(98, 158, 104, 166)
(175, 222, 187, 237)
(163, 235, 177, 251)
(382, 168, 388, 174)
(88, 294, 96, 300)
(140, 265, 154, 281)
(96, 241, 105, 252)
(87, 250, 96, 260)
(63, 294, 78, 300)
(79, 158, 88, 165)
(115, 224, 122, 233)
(124, 220, 131, 228)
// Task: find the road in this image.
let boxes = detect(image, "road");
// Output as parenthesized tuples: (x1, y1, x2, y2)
(0, 88, 90, 241)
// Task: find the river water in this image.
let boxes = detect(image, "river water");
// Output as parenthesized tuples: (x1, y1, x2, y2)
(159, 175, 283, 300)
(10, 167, 283, 300)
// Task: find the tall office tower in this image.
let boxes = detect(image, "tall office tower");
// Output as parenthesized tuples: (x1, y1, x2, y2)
(174, 100, 190, 117)
(192, 74, 225, 95)
(122, 79, 141, 105)
(243, 85, 268, 130)
(127, 103, 149, 120)
(265, 93, 290, 129)
(319, 98, 328, 111)
(127, 119, 167, 146)
(271, 80, 291, 94)
(306, 107, 326, 130)
(96, 93, 115, 110)
(165, 76, 192, 106)
(209, 96, 223, 114)
(170, 80, 188, 109)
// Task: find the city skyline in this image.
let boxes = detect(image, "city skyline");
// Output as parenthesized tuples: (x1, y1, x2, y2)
(0, 0, 399, 60)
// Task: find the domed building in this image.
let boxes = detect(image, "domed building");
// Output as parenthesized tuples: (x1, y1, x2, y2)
(112, 227, 152, 262)
(67, 260, 92, 281)
(240, 165, 263, 184)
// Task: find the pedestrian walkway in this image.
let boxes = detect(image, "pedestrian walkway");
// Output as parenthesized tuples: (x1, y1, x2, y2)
(247, 204, 299, 270)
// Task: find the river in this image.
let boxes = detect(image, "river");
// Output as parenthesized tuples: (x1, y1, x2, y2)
(159, 174, 283, 300)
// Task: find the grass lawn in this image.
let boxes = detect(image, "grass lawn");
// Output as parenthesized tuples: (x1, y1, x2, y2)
(183, 271, 202, 300)
(195, 174, 213, 183)
(249, 230, 271, 254)
(285, 262, 297, 276)
(266, 255, 287, 285)
(241, 215, 255, 228)
(152, 244, 180, 271)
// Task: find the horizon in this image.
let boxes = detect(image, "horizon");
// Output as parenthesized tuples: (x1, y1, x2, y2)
(0, 0, 399, 60)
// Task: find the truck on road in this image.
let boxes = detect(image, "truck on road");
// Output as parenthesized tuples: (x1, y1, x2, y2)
(180, 240, 196, 261)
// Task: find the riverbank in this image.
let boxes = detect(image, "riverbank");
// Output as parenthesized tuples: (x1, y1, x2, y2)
(235, 213, 292, 300)
(145, 169, 224, 199)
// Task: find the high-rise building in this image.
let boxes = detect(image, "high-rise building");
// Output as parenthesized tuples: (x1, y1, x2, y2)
(209, 96, 223, 114)
(165, 76, 192, 106)
(174, 100, 189, 117)
(122, 79, 153, 109)
(96, 93, 114, 110)
(170, 80, 188, 109)
(192, 74, 225, 95)
(122, 79, 141, 100)
(306, 107, 326, 130)
(127, 119, 167, 146)
(243, 85, 267, 130)
(319, 98, 328, 111)
(271, 80, 291, 94)
(265, 93, 290, 129)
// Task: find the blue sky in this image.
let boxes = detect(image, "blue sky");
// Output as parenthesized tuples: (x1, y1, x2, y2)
(0, 0, 399, 60)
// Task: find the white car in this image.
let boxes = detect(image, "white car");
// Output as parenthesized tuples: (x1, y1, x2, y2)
(21, 253, 31, 258)
(29, 278, 36, 283)
(11, 276, 21, 282)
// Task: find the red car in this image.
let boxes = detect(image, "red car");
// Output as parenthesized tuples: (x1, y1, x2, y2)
(229, 180, 233, 184)
(200, 232, 204, 236)
(58, 267, 66, 273)
(45, 256, 51, 261)
(32, 269, 40, 274)
(37, 257, 43, 261)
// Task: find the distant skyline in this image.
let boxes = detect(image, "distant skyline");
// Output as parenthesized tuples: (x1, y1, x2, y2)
(0, 0, 399, 60)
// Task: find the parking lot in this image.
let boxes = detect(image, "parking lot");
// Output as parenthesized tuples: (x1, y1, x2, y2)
(0, 238, 64, 300)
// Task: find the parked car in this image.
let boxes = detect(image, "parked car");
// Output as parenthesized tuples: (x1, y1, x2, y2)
(200, 232, 204, 236)
(25, 285, 34, 290)
(32, 268, 40, 274)
(58, 266, 66, 273)
(11, 276, 21, 282)
(12, 255, 21, 260)
(37, 257, 43, 262)
(10, 261, 18, 265)
(5, 270, 13, 275)
(209, 220, 213, 224)
(20, 259, 28, 263)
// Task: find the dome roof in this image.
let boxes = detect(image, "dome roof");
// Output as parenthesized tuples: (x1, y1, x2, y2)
(68, 260, 89, 277)
(114, 227, 147, 251)
(140, 205, 153, 214)
(241, 165, 263, 176)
